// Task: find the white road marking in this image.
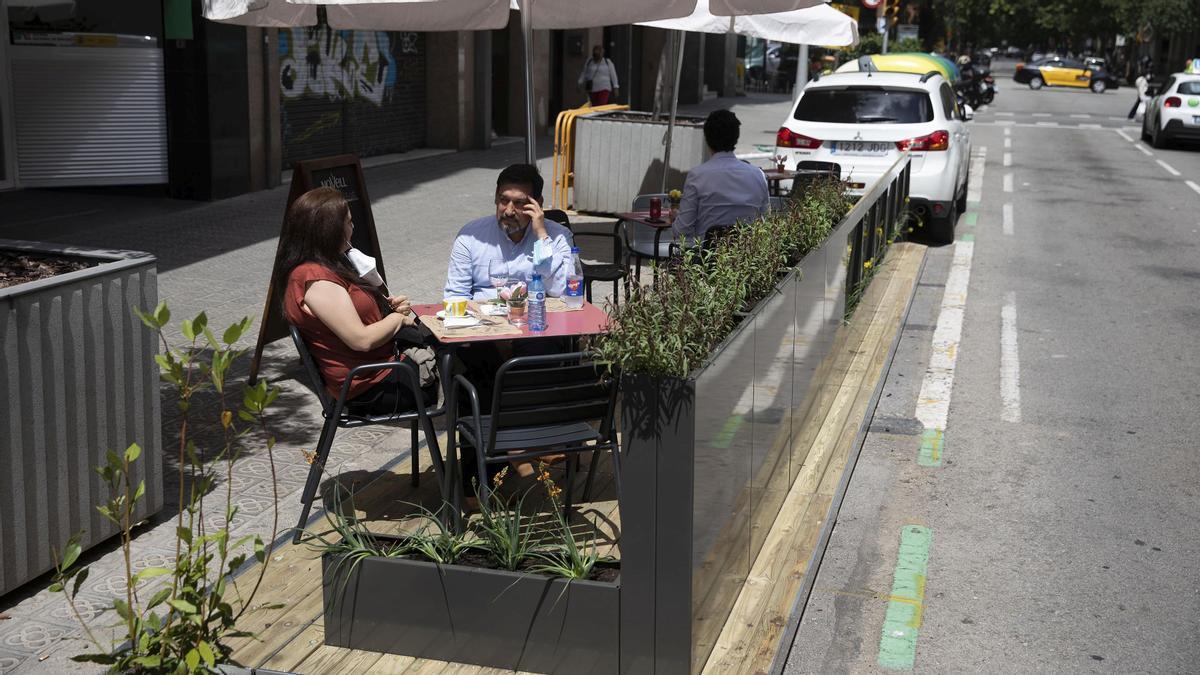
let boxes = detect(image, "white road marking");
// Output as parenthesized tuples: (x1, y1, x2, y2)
(1156, 159, 1182, 176)
(1002, 203, 1014, 235)
(1000, 291, 1022, 423)
(1004, 127, 1012, 137)
(1187, 180, 1200, 195)
(1114, 129, 1134, 142)
(1004, 137, 1012, 148)
(1108, 116, 1128, 121)
(996, 111, 1014, 116)
(1133, 143, 1153, 156)
(915, 241, 975, 432)
(1003, 174, 1013, 193)
(1036, 121, 1060, 127)
(1080, 124, 1102, 129)
(1003, 152, 1012, 166)
(1032, 113, 1051, 117)
(967, 147, 987, 202)
(1070, 113, 1091, 118)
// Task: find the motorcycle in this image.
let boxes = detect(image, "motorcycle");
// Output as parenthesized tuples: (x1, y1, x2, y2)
(956, 69, 996, 109)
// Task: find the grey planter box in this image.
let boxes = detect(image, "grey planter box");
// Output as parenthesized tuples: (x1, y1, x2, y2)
(0, 239, 162, 596)
(322, 538, 620, 673)
(616, 179, 900, 672)
(573, 111, 710, 213)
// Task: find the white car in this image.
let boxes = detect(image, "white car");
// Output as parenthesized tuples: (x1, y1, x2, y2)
(1142, 72, 1200, 149)
(775, 71, 972, 244)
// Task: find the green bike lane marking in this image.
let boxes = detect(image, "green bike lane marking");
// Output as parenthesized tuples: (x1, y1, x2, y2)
(963, 211, 978, 227)
(917, 428, 943, 467)
(878, 525, 933, 671)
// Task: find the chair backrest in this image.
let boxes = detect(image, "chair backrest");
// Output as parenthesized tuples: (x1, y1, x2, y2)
(289, 324, 334, 413)
(632, 193, 669, 210)
(543, 208, 572, 230)
(487, 352, 617, 444)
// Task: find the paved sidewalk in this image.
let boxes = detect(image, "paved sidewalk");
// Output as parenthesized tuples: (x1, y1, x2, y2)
(0, 92, 795, 673)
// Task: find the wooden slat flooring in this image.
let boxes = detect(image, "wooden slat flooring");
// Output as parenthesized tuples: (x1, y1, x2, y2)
(228, 243, 923, 675)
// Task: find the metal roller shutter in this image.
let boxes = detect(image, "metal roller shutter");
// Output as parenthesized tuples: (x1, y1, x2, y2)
(11, 35, 167, 187)
(280, 27, 426, 164)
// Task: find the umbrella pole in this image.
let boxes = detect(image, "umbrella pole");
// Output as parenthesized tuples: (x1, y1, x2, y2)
(520, 0, 536, 165)
(660, 30, 685, 193)
(795, 44, 809, 99)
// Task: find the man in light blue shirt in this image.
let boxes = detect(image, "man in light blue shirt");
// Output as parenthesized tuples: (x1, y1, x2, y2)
(444, 164, 574, 299)
(671, 109, 770, 243)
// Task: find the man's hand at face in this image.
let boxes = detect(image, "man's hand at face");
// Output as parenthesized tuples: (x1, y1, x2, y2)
(523, 199, 548, 241)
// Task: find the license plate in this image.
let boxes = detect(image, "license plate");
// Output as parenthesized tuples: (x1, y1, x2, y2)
(831, 141, 890, 156)
(1193, 116, 1200, 124)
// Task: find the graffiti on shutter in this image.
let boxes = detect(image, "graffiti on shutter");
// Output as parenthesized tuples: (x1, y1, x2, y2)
(280, 26, 426, 164)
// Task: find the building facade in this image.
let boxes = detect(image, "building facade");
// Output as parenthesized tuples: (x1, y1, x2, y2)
(0, 0, 736, 200)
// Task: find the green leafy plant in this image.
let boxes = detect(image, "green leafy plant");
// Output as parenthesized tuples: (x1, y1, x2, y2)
(50, 304, 282, 673)
(527, 464, 610, 580)
(473, 468, 540, 571)
(596, 178, 852, 378)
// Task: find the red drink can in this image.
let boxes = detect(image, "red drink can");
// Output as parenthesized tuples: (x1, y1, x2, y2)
(649, 197, 662, 220)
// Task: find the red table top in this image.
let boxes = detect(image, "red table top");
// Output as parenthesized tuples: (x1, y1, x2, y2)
(413, 301, 610, 344)
(617, 211, 674, 229)
(762, 169, 798, 181)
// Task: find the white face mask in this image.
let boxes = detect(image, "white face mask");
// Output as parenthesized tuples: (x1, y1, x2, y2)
(345, 247, 384, 287)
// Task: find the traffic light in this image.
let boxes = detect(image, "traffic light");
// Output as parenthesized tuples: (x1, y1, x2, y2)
(885, 0, 901, 27)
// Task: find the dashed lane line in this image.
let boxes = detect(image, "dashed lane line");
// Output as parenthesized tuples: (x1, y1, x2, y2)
(1000, 291, 1021, 423)
(1114, 129, 1134, 142)
(915, 239, 974, 467)
(1156, 159, 1182, 176)
(1187, 181, 1200, 195)
(1003, 174, 1013, 193)
(1004, 137, 1012, 148)
(1002, 203, 1014, 236)
(1003, 152, 1012, 167)
(1134, 143, 1153, 156)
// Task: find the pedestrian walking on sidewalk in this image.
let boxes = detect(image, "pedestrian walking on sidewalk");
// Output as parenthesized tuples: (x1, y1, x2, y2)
(579, 45, 619, 106)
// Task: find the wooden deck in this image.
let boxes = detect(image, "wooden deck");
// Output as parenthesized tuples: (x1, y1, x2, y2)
(226, 243, 925, 675)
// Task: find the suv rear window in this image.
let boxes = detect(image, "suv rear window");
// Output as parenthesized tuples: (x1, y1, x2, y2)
(793, 87, 934, 124)
(1177, 81, 1200, 95)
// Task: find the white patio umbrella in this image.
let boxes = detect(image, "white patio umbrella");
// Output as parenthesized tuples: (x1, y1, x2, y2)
(637, 1, 851, 190)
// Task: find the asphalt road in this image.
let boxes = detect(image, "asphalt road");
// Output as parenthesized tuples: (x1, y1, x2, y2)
(782, 68, 1200, 673)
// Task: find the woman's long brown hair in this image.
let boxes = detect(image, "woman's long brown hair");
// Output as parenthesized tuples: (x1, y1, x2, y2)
(273, 186, 386, 311)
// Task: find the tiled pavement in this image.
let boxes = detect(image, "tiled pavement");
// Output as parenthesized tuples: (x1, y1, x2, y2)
(0, 92, 794, 672)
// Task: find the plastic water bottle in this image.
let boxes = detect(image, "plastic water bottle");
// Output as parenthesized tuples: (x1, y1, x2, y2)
(564, 247, 585, 309)
(528, 273, 547, 332)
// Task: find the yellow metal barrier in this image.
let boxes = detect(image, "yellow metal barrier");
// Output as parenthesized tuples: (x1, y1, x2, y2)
(552, 102, 629, 209)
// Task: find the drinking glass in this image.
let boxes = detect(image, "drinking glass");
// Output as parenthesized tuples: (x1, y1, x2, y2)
(488, 259, 509, 290)
(507, 299, 527, 326)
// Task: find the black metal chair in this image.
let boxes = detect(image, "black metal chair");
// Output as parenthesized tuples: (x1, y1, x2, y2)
(288, 325, 447, 544)
(545, 208, 629, 308)
(452, 352, 621, 510)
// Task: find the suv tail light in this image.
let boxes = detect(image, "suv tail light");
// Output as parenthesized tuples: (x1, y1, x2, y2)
(777, 127, 822, 149)
(1016, 62, 1024, 71)
(896, 130, 950, 152)
(1165, 96, 1182, 108)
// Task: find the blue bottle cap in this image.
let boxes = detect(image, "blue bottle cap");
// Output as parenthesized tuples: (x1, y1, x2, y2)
(531, 273, 542, 281)
(571, 246, 580, 253)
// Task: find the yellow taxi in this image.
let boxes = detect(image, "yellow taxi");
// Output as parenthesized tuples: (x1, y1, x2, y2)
(1014, 56, 1119, 93)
